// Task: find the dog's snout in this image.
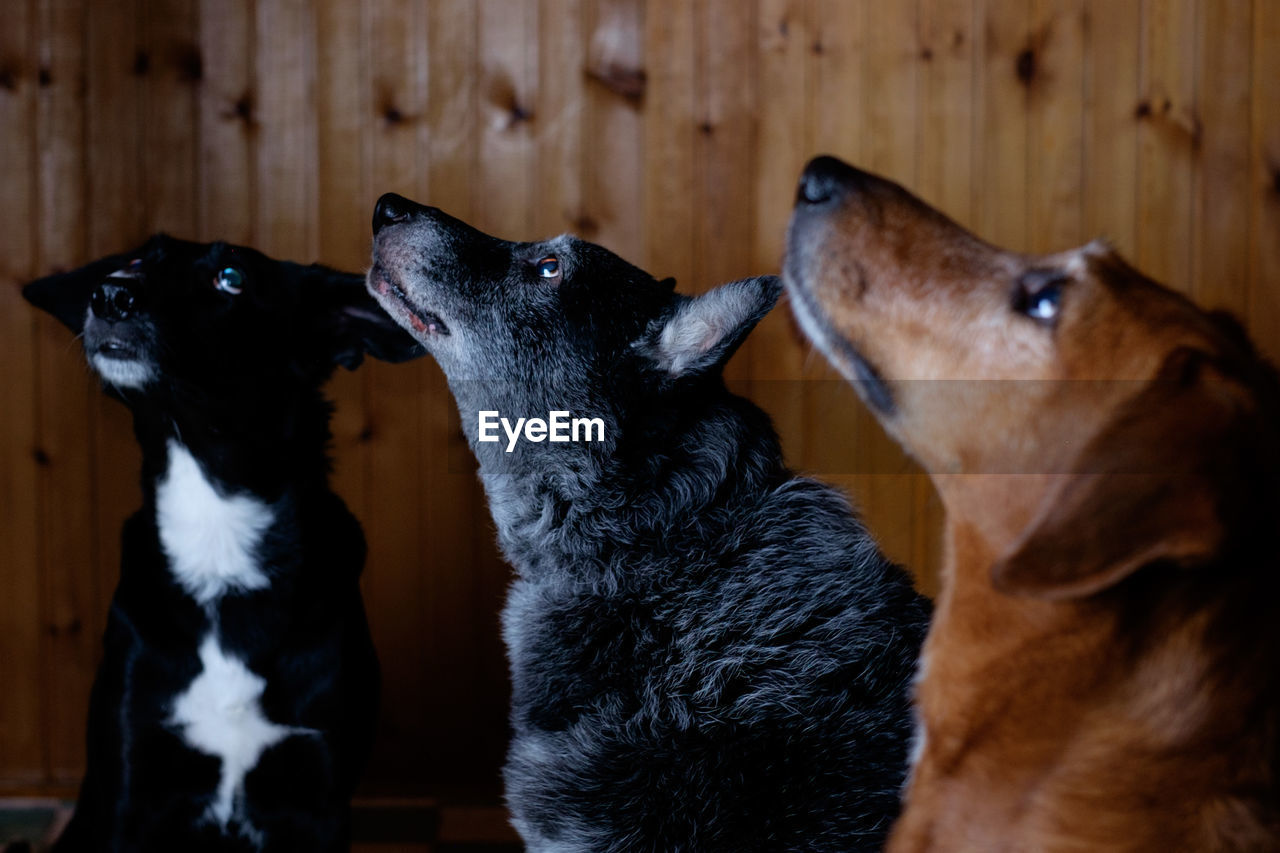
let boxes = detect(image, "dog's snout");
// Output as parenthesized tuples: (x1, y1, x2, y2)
(372, 193, 421, 234)
(796, 156, 870, 206)
(91, 281, 137, 322)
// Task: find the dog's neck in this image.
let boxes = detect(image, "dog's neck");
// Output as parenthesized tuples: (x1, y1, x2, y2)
(129, 387, 335, 503)
(460, 381, 787, 577)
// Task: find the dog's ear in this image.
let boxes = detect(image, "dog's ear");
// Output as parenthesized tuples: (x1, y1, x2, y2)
(310, 269, 426, 370)
(23, 252, 134, 332)
(991, 349, 1254, 600)
(635, 275, 781, 377)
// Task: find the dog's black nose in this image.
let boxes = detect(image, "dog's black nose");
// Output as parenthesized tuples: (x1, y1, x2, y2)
(796, 156, 868, 206)
(373, 193, 418, 234)
(90, 281, 137, 322)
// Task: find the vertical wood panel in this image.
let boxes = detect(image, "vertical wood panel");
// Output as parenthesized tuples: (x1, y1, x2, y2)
(1193, 0, 1252, 316)
(362, 0, 430, 789)
(752, 0, 809, 462)
(34, 0, 97, 782)
(1083, 0, 1140, 255)
(1250, 0, 1280, 364)
(196, 0, 255, 244)
(1027, 0, 1085, 253)
(1136, 0, 1197, 295)
(0, 0, 45, 784)
(583, 0, 645, 262)
(315, 0, 371, 527)
(85, 0, 144, 646)
(2, 1, 1276, 801)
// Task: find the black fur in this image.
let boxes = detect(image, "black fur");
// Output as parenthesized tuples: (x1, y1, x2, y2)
(24, 235, 423, 852)
(368, 196, 932, 852)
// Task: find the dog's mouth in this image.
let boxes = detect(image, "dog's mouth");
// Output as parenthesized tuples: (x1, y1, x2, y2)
(369, 264, 450, 338)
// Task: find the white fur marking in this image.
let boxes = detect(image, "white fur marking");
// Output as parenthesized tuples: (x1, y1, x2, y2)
(170, 635, 308, 833)
(91, 354, 155, 389)
(156, 442, 273, 605)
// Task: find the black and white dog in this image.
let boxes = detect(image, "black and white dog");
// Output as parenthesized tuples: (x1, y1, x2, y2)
(368, 195, 932, 852)
(24, 235, 423, 852)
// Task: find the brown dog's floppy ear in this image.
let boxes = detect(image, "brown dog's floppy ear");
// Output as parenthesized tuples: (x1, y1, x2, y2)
(991, 349, 1250, 600)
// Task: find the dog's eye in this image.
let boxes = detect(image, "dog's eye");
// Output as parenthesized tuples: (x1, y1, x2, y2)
(534, 257, 561, 280)
(214, 266, 244, 295)
(1014, 270, 1066, 326)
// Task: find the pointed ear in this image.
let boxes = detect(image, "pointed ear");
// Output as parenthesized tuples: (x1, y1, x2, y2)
(312, 269, 426, 370)
(991, 350, 1250, 600)
(23, 251, 133, 332)
(635, 275, 781, 377)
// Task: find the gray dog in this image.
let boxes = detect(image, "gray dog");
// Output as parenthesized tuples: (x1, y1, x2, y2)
(367, 194, 931, 852)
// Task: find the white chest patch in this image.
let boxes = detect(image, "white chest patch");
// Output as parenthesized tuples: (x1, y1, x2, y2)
(170, 635, 309, 833)
(156, 442, 274, 605)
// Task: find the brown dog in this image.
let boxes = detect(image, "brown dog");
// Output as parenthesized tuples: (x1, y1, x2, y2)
(784, 156, 1280, 851)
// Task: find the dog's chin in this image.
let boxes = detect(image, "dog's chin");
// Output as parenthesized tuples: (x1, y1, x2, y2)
(90, 351, 156, 390)
(784, 258, 896, 417)
(367, 265, 451, 342)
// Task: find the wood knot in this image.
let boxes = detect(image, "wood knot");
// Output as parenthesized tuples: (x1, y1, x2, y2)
(0, 64, 17, 91)
(920, 47, 934, 62)
(132, 49, 150, 76)
(585, 62, 646, 105)
(509, 102, 532, 125)
(383, 105, 405, 125)
(810, 40, 824, 56)
(698, 120, 714, 136)
(1015, 48, 1036, 85)
(37, 66, 52, 87)
(358, 424, 375, 443)
(571, 213, 599, 237)
(1271, 167, 1280, 197)
(173, 43, 203, 83)
(231, 91, 255, 124)
(1134, 100, 1152, 119)
(32, 447, 50, 467)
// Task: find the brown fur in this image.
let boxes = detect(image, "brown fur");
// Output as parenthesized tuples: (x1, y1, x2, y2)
(784, 157, 1280, 851)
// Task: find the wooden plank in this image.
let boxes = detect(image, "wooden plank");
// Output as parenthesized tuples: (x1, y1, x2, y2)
(643, 0, 696, 285)
(1193, 0, 1252, 315)
(196, 0, 255, 244)
(975, 0, 1032, 250)
(809, 0, 867, 163)
(254, 0, 318, 259)
(533, 0, 586, 239)
(141, 0, 199, 238)
(583, 0, 645, 262)
(476, 0, 536, 240)
(0, 0, 46, 785)
(1027, 0, 1085, 253)
(752, 0, 810, 463)
(360, 0, 449, 791)
(1250, 0, 1280, 364)
(84, 0, 145, 651)
(1082, 0, 1140, 255)
(1136, 0, 1197, 295)
(315, 0, 372, 542)
(34, 0, 97, 784)
(696, 0, 756, 392)
(424, 0, 512, 793)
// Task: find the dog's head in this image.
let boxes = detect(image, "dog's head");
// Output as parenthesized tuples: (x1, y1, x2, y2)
(784, 156, 1276, 599)
(24, 234, 423, 405)
(368, 193, 779, 449)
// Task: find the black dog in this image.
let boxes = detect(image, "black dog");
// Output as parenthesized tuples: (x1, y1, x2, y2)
(24, 235, 423, 852)
(368, 195, 932, 852)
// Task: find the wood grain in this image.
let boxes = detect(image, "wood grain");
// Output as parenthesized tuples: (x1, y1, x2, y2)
(2, 2, 1276, 800)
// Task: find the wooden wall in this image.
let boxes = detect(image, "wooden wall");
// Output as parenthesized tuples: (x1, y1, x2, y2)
(1, 0, 1277, 800)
